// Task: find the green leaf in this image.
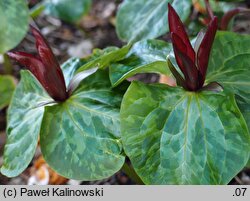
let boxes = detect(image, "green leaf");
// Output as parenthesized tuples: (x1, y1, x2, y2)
(195, 0, 236, 13)
(40, 70, 125, 180)
(76, 45, 131, 73)
(30, 2, 46, 19)
(61, 57, 85, 87)
(116, 0, 192, 42)
(247, 158, 250, 168)
(0, 0, 29, 53)
(61, 46, 127, 86)
(121, 81, 250, 184)
(206, 32, 250, 129)
(237, 96, 250, 130)
(1, 71, 52, 177)
(0, 75, 15, 109)
(109, 39, 171, 87)
(61, 49, 115, 87)
(44, 0, 92, 23)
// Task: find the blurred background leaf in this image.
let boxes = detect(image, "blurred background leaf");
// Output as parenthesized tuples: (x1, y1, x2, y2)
(0, 75, 15, 110)
(116, 0, 192, 42)
(31, 0, 92, 23)
(0, 0, 29, 53)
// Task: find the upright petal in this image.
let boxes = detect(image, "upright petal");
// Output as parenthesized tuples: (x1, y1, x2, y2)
(197, 17, 218, 83)
(171, 33, 188, 75)
(175, 49, 199, 91)
(31, 26, 68, 101)
(171, 33, 199, 91)
(172, 33, 198, 91)
(168, 3, 195, 63)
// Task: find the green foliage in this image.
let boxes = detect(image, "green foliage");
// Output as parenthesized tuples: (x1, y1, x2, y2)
(44, 0, 92, 23)
(116, 0, 192, 42)
(61, 57, 85, 87)
(1, 58, 125, 180)
(109, 39, 171, 87)
(61, 46, 132, 87)
(76, 45, 131, 73)
(0, 0, 29, 53)
(121, 81, 250, 184)
(118, 31, 250, 184)
(206, 32, 250, 129)
(1, 71, 52, 177)
(2, 0, 250, 184)
(196, 0, 235, 13)
(247, 158, 250, 168)
(237, 97, 250, 132)
(0, 75, 15, 109)
(40, 70, 125, 180)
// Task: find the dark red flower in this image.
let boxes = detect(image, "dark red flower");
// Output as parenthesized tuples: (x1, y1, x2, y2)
(168, 3, 218, 91)
(7, 26, 68, 101)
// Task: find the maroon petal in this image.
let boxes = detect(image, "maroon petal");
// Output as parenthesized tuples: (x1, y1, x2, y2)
(197, 69, 205, 89)
(197, 17, 218, 83)
(7, 51, 46, 84)
(7, 52, 63, 100)
(171, 33, 188, 75)
(31, 26, 68, 101)
(168, 3, 195, 63)
(171, 36, 199, 91)
(176, 50, 199, 91)
(171, 33, 199, 90)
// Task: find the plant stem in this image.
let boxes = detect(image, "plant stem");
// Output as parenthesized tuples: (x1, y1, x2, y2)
(3, 53, 13, 75)
(121, 162, 144, 184)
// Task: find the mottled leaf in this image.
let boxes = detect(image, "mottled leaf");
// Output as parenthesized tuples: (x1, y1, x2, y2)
(1, 71, 52, 177)
(44, 0, 92, 23)
(76, 45, 131, 73)
(116, 0, 192, 42)
(109, 39, 171, 87)
(0, 75, 15, 109)
(62, 47, 121, 87)
(121, 81, 250, 184)
(0, 0, 29, 53)
(206, 32, 250, 129)
(236, 96, 250, 137)
(61, 57, 85, 87)
(40, 70, 125, 180)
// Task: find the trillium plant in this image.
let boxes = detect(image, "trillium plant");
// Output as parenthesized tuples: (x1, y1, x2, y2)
(1, 3, 250, 185)
(2, 26, 126, 181)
